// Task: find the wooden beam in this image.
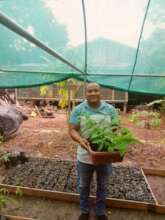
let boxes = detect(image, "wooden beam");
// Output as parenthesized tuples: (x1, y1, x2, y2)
(17, 97, 127, 103)
(1, 184, 165, 214)
(2, 214, 34, 220)
(106, 198, 154, 211)
(34, 105, 42, 118)
(141, 168, 158, 204)
(0, 184, 79, 203)
(142, 168, 165, 177)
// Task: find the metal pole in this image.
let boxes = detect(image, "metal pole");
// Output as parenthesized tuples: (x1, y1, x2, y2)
(82, 0, 88, 100)
(128, 0, 151, 90)
(0, 11, 85, 75)
(67, 80, 71, 121)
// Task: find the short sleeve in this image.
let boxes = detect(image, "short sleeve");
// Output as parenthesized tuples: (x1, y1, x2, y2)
(108, 105, 120, 126)
(110, 106, 118, 119)
(69, 107, 80, 125)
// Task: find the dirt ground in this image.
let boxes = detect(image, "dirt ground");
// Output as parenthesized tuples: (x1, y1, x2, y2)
(146, 175, 165, 205)
(3, 111, 165, 169)
(1, 195, 165, 220)
(3, 112, 76, 160)
(1, 110, 165, 219)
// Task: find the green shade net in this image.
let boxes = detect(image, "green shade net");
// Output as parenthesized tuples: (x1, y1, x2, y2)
(0, 0, 165, 95)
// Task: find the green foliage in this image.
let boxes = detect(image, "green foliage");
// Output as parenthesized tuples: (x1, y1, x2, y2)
(0, 187, 23, 209)
(0, 138, 21, 208)
(0, 136, 11, 167)
(15, 187, 23, 197)
(0, 153, 10, 163)
(39, 79, 82, 109)
(147, 98, 165, 113)
(0, 188, 11, 208)
(149, 118, 162, 128)
(57, 81, 68, 109)
(0, 137, 10, 165)
(40, 85, 49, 97)
(39, 82, 68, 108)
(159, 98, 165, 113)
(0, 135, 3, 147)
(84, 116, 138, 156)
(129, 110, 162, 128)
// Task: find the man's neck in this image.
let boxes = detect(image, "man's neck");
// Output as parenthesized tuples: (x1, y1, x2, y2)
(87, 100, 101, 109)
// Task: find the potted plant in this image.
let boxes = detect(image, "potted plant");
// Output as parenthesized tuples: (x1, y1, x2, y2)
(82, 116, 138, 164)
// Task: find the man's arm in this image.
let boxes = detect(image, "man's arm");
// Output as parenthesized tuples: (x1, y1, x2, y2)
(110, 106, 120, 126)
(69, 124, 90, 152)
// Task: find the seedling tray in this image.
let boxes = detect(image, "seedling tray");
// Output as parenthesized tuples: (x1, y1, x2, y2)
(89, 148, 123, 164)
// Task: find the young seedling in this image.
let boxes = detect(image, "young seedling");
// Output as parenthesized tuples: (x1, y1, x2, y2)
(83, 116, 138, 156)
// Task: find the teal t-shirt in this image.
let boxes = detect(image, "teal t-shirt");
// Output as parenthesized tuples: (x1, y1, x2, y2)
(69, 100, 118, 164)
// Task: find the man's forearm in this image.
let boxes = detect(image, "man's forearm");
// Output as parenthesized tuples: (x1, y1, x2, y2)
(69, 128, 90, 152)
(69, 129, 83, 145)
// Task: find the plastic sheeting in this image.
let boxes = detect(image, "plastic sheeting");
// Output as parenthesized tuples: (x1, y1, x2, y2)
(0, 0, 165, 95)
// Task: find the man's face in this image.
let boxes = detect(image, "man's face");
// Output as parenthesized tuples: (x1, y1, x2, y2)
(86, 84, 101, 104)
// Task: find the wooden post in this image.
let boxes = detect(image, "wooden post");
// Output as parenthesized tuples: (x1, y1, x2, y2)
(123, 92, 128, 113)
(67, 80, 71, 120)
(15, 89, 18, 104)
(112, 89, 115, 101)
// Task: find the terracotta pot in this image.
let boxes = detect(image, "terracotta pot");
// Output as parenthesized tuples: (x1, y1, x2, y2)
(89, 147, 123, 165)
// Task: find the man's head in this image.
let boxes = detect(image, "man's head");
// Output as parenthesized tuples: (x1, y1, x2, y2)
(86, 83, 101, 105)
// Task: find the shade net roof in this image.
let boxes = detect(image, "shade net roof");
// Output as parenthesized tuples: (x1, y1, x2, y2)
(0, 0, 165, 95)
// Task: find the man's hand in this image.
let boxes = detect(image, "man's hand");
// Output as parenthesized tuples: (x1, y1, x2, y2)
(69, 124, 91, 152)
(79, 138, 91, 152)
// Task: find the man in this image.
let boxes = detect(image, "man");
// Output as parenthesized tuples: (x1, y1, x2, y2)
(69, 83, 118, 220)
